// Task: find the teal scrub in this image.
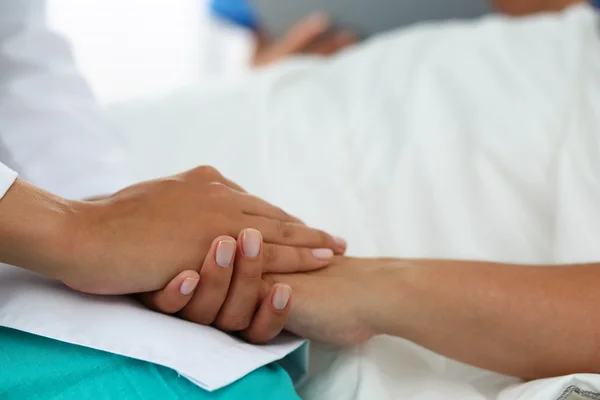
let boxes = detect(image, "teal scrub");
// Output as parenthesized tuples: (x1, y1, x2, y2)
(0, 328, 301, 400)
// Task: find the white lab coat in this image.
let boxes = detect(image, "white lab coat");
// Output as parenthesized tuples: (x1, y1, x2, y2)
(0, 0, 138, 200)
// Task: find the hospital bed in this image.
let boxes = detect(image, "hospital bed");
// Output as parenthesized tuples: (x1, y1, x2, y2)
(100, 3, 600, 399)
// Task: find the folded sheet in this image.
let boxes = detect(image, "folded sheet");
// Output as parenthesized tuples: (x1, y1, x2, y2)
(0, 266, 306, 391)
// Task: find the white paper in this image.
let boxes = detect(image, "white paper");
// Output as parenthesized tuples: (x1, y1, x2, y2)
(0, 265, 307, 392)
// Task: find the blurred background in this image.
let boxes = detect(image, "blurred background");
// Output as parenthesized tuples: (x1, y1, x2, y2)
(45, 0, 500, 106)
(47, 0, 253, 105)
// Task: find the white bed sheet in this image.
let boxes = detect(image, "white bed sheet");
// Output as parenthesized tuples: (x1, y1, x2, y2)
(106, 3, 600, 399)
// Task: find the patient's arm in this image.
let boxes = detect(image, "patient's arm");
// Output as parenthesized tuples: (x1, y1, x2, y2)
(266, 258, 600, 380)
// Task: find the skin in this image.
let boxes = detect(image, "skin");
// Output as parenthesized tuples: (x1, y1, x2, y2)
(493, 0, 584, 15)
(252, 13, 356, 67)
(168, 234, 600, 379)
(264, 257, 600, 380)
(141, 232, 294, 344)
(0, 165, 346, 343)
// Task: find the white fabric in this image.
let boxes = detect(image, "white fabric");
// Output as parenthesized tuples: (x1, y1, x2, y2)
(0, 163, 17, 199)
(0, 0, 138, 200)
(102, 3, 600, 399)
(47, 0, 209, 105)
(0, 266, 307, 391)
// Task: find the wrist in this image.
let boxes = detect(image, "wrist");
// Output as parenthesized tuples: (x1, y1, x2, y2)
(0, 179, 82, 281)
(360, 260, 419, 339)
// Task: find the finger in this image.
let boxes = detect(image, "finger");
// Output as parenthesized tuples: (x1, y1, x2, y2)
(311, 31, 356, 55)
(261, 243, 332, 273)
(214, 229, 264, 332)
(178, 236, 236, 325)
(254, 30, 270, 53)
(138, 270, 200, 315)
(241, 284, 292, 344)
(235, 192, 303, 224)
(245, 216, 347, 254)
(272, 13, 330, 56)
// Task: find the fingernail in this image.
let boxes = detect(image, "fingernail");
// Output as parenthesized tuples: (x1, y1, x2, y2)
(242, 228, 262, 259)
(333, 236, 347, 249)
(272, 285, 292, 311)
(180, 277, 199, 296)
(216, 240, 236, 268)
(312, 248, 334, 260)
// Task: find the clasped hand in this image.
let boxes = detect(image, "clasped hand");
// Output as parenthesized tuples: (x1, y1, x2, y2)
(59, 166, 347, 343)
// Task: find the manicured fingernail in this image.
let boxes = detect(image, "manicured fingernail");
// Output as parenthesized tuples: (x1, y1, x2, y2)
(242, 229, 262, 259)
(180, 277, 199, 296)
(333, 236, 347, 249)
(272, 285, 292, 311)
(216, 240, 236, 268)
(312, 248, 334, 260)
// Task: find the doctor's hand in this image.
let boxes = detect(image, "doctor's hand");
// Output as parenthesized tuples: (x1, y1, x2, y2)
(252, 13, 356, 67)
(141, 230, 293, 344)
(60, 165, 345, 296)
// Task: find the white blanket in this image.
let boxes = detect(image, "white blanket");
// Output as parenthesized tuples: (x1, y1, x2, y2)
(107, 3, 600, 399)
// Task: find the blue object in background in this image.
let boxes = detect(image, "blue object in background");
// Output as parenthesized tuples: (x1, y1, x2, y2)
(211, 0, 598, 31)
(210, 0, 258, 30)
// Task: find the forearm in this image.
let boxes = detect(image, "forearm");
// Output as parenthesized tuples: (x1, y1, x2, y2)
(371, 260, 600, 379)
(0, 179, 80, 281)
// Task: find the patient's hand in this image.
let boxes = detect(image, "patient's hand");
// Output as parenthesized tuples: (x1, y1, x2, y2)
(265, 257, 393, 346)
(253, 13, 355, 68)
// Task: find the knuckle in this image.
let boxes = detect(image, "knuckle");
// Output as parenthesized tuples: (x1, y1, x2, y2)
(199, 265, 218, 283)
(318, 229, 331, 246)
(216, 314, 252, 332)
(290, 248, 304, 266)
(194, 314, 218, 326)
(180, 308, 218, 326)
(263, 244, 277, 266)
(262, 274, 276, 288)
(236, 264, 262, 283)
(196, 165, 220, 179)
(210, 268, 233, 287)
(277, 220, 293, 240)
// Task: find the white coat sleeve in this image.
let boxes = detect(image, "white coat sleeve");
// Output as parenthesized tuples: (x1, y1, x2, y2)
(0, 0, 139, 200)
(0, 163, 17, 200)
